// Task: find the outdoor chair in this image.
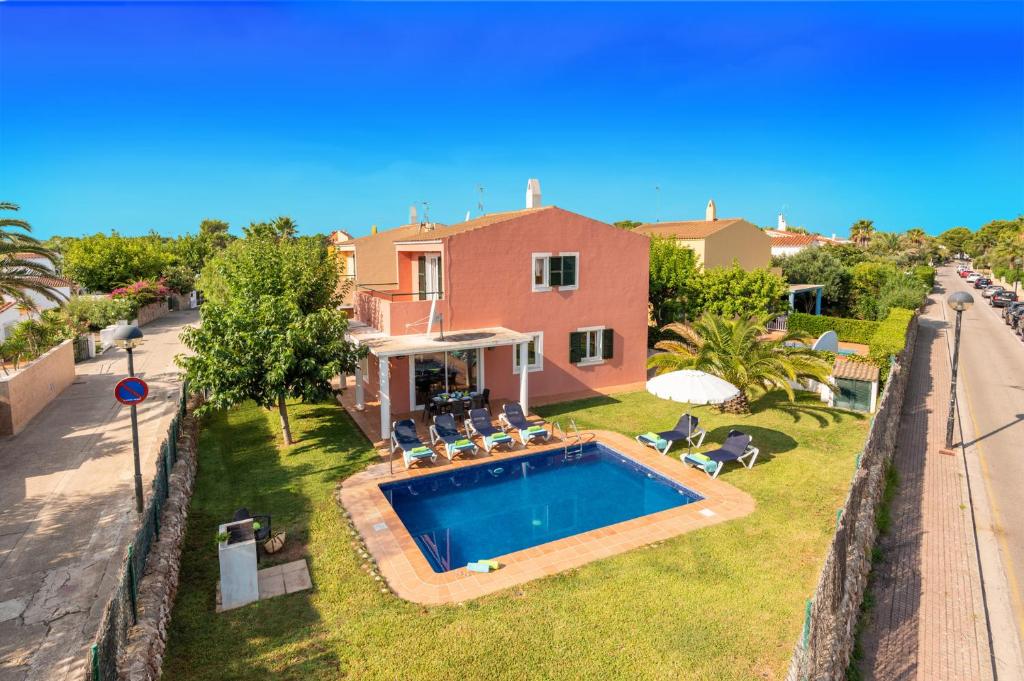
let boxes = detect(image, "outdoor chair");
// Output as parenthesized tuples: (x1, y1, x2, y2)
(429, 413, 479, 460)
(499, 402, 550, 446)
(466, 408, 516, 453)
(231, 507, 272, 544)
(683, 430, 759, 479)
(390, 419, 437, 469)
(635, 414, 707, 455)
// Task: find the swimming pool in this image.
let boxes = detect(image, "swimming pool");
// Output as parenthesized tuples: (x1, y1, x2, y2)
(379, 441, 704, 573)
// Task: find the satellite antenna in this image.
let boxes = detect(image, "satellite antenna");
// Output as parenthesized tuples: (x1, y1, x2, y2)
(477, 185, 485, 215)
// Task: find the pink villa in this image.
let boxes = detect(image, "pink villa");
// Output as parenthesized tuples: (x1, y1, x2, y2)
(333, 180, 650, 439)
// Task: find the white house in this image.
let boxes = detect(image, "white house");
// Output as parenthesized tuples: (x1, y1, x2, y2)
(0, 254, 75, 341)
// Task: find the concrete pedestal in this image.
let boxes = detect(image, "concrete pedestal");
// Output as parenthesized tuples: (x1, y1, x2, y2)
(218, 519, 258, 610)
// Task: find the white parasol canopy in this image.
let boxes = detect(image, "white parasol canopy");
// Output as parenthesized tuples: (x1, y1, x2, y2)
(646, 370, 740, 405)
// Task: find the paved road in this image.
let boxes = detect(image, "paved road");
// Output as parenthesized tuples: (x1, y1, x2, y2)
(0, 310, 197, 681)
(942, 267, 1024, 650)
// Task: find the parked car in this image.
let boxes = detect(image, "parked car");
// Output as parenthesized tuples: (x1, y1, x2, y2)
(1002, 302, 1024, 323)
(966, 273, 981, 283)
(982, 285, 1005, 299)
(991, 290, 1018, 307)
(958, 269, 973, 278)
(973, 277, 992, 289)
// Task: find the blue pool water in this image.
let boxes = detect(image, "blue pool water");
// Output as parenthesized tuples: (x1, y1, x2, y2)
(379, 441, 703, 572)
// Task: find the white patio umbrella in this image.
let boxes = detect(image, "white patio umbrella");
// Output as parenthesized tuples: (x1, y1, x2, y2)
(646, 369, 740, 405)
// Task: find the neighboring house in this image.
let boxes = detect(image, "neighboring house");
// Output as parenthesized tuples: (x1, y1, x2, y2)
(633, 200, 771, 270)
(765, 213, 849, 256)
(0, 254, 74, 341)
(337, 180, 650, 438)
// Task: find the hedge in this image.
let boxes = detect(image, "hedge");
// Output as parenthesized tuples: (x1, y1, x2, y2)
(913, 265, 936, 289)
(868, 307, 915, 366)
(787, 312, 880, 345)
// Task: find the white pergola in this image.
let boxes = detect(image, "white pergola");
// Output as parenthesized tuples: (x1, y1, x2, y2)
(345, 322, 535, 438)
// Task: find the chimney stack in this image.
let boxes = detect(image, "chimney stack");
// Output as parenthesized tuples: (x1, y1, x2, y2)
(409, 204, 418, 225)
(526, 179, 542, 209)
(778, 212, 787, 231)
(705, 198, 717, 222)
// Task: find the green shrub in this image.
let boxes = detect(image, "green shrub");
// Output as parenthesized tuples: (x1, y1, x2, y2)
(912, 265, 936, 288)
(868, 308, 915, 365)
(62, 295, 136, 331)
(787, 312, 880, 345)
(0, 310, 73, 371)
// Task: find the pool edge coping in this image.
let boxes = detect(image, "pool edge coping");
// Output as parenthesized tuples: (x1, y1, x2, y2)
(338, 429, 756, 605)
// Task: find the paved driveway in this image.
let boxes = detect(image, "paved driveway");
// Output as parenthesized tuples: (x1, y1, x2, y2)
(0, 309, 197, 681)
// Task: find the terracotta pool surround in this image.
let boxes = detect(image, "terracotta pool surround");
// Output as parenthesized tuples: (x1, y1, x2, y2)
(339, 430, 755, 604)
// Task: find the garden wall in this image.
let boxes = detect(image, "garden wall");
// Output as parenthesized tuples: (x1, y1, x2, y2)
(785, 312, 920, 681)
(136, 301, 170, 327)
(0, 339, 75, 436)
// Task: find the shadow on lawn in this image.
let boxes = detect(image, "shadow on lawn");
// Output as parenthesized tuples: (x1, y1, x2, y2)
(752, 392, 868, 428)
(164, 402, 344, 679)
(286, 404, 378, 483)
(703, 425, 797, 469)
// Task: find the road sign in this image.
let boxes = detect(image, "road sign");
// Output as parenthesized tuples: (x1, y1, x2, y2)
(114, 377, 149, 406)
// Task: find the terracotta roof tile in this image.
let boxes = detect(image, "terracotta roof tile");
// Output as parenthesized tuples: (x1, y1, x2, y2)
(832, 358, 880, 382)
(396, 206, 554, 242)
(768, 233, 822, 247)
(633, 218, 747, 239)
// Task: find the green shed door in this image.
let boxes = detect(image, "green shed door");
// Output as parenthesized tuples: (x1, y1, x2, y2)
(835, 378, 872, 412)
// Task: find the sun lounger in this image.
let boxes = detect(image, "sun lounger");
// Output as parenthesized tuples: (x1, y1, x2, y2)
(430, 413, 479, 460)
(390, 419, 437, 469)
(499, 402, 550, 446)
(683, 430, 758, 479)
(466, 408, 517, 452)
(635, 414, 706, 455)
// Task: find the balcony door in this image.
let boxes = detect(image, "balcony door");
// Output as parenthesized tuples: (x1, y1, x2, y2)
(417, 254, 442, 301)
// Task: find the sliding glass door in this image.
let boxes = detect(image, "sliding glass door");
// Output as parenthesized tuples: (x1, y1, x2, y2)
(411, 349, 480, 410)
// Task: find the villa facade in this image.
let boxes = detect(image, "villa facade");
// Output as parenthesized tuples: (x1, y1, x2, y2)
(334, 186, 650, 438)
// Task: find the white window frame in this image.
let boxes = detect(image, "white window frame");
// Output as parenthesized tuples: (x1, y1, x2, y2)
(576, 325, 605, 366)
(531, 252, 579, 292)
(532, 253, 552, 292)
(512, 332, 544, 374)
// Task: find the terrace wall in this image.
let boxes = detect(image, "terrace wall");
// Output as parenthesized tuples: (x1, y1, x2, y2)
(0, 339, 75, 436)
(137, 300, 170, 327)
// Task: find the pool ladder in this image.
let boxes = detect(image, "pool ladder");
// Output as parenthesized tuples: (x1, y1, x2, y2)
(554, 418, 584, 461)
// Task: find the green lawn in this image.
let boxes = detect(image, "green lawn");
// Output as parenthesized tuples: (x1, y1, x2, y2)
(163, 391, 868, 681)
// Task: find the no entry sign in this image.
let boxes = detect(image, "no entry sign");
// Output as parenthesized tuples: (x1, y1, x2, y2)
(114, 377, 149, 405)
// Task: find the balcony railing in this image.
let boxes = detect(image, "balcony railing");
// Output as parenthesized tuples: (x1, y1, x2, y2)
(357, 285, 444, 302)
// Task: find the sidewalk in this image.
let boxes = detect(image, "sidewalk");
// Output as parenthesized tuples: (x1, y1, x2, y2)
(0, 310, 197, 681)
(858, 289, 994, 679)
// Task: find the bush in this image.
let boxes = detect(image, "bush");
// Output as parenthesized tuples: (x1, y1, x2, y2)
(111, 278, 170, 311)
(163, 265, 196, 295)
(0, 310, 73, 372)
(875, 275, 928, 318)
(787, 312, 880, 345)
(912, 265, 936, 289)
(868, 308, 915, 365)
(62, 295, 136, 332)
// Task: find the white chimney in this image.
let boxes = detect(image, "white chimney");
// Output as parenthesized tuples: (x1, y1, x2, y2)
(409, 204, 418, 224)
(778, 212, 787, 231)
(526, 179, 542, 209)
(705, 198, 717, 222)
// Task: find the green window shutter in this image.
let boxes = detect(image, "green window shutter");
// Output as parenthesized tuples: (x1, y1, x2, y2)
(569, 331, 585, 364)
(549, 256, 563, 287)
(417, 256, 426, 301)
(560, 256, 577, 287)
(601, 328, 614, 359)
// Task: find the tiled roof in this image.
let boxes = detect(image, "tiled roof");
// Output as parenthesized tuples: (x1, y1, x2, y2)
(26, 276, 74, 288)
(0, 301, 15, 314)
(396, 206, 554, 242)
(633, 218, 748, 239)
(832, 358, 880, 382)
(768, 233, 822, 247)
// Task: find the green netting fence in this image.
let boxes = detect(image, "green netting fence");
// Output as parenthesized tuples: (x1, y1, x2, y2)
(87, 384, 189, 681)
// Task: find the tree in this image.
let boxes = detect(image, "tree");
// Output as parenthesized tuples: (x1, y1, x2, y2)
(868, 232, 902, 255)
(199, 219, 232, 250)
(849, 219, 875, 247)
(647, 314, 834, 413)
(179, 234, 364, 445)
(62, 232, 174, 291)
(0, 202, 66, 309)
(648, 237, 701, 326)
(243, 216, 298, 241)
(613, 220, 642, 230)
(696, 265, 788, 319)
(939, 226, 972, 256)
(773, 246, 853, 315)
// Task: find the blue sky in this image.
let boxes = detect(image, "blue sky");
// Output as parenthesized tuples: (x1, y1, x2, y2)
(1, 1, 1022, 240)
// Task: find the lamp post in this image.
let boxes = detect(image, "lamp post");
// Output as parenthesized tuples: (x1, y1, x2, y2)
(945, 292, 974, 448)
(113, 325, 146, 513)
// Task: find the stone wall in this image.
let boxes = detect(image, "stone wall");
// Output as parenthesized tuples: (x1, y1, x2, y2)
(136, 301, 170, 327)
(0, 339, 76, 436)
(118, 400, 199, 681)
(785, 313, 920, 681)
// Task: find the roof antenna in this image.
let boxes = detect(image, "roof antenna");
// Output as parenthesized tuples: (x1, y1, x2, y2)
(420, 201, 431, 229)
(477, 185, 485, 215)
(655, 185, 661, 223)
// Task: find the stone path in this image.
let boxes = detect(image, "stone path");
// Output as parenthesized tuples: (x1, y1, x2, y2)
(858, 283, 995, 679)
(0, 310, 196, 681)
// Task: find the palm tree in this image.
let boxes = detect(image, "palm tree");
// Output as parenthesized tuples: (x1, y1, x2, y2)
(849, 219, 875, 248)
(869, 232, 903, 255)
(904, 227, 927, 249)
(0, 203, 64, 310)
(647, 314, 834, 413)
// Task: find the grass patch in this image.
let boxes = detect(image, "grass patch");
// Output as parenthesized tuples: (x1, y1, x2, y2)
(164, 391, 868, 681)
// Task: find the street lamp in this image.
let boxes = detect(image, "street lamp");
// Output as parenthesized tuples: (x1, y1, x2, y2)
(113, 325, 146, 513)
(945, 292, 973, 448)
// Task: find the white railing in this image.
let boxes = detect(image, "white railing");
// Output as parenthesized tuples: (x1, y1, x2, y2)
(767, 315, 789, 332)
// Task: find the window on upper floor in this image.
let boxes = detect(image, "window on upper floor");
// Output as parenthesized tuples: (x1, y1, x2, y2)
(532, 252, 578, 292)
(569, 327, 613, 365)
